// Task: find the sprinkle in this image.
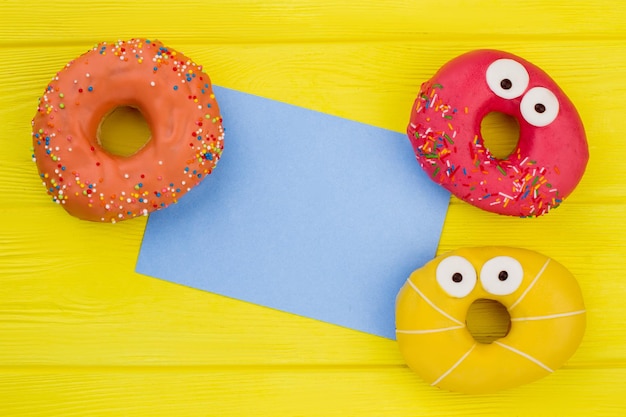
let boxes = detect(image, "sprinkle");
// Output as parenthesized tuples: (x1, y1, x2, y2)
(31, 38, 225, 223)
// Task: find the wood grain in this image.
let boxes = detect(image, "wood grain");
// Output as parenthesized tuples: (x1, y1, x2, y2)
(1, 368, 625, 416)
(1, 0, 626, 415)
(2, 1, 626, 44)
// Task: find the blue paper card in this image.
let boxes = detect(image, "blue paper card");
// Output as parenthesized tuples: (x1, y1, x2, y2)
(136, 86, 449, 339)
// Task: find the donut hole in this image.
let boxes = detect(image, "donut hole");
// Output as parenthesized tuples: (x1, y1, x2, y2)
(98, 106, 152, 157)
(480, 112, 520, 159)
(465, 298, 511, 344)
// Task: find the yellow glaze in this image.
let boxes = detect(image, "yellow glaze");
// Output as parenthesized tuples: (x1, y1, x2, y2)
(396, 247, 585, 394)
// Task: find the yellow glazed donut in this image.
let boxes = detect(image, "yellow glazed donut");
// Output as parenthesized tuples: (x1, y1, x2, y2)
(395, 247, 585, 394)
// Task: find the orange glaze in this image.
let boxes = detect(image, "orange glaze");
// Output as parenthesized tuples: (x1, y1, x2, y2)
(31, 39, 224, 222)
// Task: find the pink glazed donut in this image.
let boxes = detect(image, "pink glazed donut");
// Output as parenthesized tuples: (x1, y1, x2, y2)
(407, 50, 588, 217)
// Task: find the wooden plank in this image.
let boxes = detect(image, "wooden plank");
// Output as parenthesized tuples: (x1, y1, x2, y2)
(2, 0, 626, 45)
(0, 367, 624, 416)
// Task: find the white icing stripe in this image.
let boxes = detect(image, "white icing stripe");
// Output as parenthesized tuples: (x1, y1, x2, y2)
(407, 279, 464, 326)
(509, 258, 550, 311)
(511, 309, 586, 322)
(396, 325, 464, 335)
(431, 343, 477, 386)
(494, 341, 553, 373)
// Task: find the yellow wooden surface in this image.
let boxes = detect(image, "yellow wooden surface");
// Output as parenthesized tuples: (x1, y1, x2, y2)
(1, 0, 626, 415)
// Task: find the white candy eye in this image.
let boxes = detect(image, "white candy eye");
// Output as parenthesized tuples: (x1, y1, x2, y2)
(480, 256, 524, 296)
(520, 87, 559, 127)
(436, 256, 477, 298)
(486, 59, 530, 99)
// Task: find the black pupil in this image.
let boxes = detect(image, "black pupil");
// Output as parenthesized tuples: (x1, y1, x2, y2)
(452, 272, 463, 283)
(500, 79, 512, 90)
(498, 271, 509, 281)
(535, 103, 546, 113)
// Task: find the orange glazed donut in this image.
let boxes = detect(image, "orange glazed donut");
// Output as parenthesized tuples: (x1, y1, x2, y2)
(395, 247, 586, 394)
(31, 39, 224, 222)
(407, 50, 589, 217)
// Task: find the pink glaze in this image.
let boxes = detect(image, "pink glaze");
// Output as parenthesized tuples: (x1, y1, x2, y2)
(32, 39, 224, 222)
(407, 50, 588, 217)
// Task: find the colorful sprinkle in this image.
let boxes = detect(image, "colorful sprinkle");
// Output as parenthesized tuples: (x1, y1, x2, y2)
(408, 82, 561, 217)
(31, 38, 225, 222)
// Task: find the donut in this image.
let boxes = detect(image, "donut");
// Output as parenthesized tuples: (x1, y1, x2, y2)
(407, 50, 588, 217)
(395, 247, 586, 394)
(31, 38, 224, 222)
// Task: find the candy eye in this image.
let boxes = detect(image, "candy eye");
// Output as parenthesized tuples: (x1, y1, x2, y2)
(486, 59, 530, 99)
(480, 256, 524, 296)
(436, 256, 477, 298)
(520, 87, 559, 127)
